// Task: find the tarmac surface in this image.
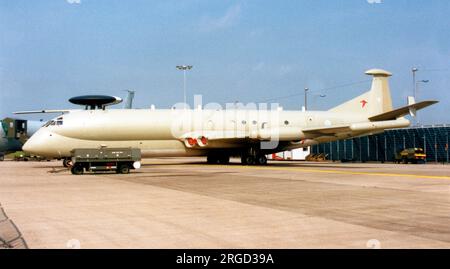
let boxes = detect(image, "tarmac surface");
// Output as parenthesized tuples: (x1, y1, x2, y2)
(0, 158, 449, 249)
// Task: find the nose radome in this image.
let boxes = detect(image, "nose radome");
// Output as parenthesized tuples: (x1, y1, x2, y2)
(22, 135, 38, 154)
(22, 128, 50, 156)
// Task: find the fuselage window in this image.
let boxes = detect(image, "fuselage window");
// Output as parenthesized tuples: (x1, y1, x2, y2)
(284, 120, 289, 125)
(241, 120, 247, 125)
(56, 120, 63, 126)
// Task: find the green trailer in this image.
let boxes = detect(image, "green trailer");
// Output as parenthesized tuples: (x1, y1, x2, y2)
(70, 148, 141, 175)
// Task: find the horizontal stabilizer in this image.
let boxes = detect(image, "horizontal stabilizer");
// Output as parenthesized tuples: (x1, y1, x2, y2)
(13, 110, 73, 115)
(368, 100, 438, 122)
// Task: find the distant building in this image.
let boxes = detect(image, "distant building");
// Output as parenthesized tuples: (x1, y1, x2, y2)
(311, 125, 450, 163)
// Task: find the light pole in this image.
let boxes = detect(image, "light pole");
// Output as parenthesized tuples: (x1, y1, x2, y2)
(176, 65, 193, 108)
(415, 79, 429, 126)
(415, 79, 429, 99)
(310, 93, 327, 110)
(304, 88, 309, 110)
(412, 67, 418, 100)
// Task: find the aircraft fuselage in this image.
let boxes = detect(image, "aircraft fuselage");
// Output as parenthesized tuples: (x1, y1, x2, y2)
(23, 108, 410, 159)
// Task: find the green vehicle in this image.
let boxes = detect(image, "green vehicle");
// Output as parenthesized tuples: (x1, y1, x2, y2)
(70, 148, 142, 175)
(394, 148, 426, 164)
(13, 151, 48, 162)
(13, 151, 29, 161)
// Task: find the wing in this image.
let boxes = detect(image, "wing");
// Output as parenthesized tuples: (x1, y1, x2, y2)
(13, 109, 74, 115)
(302, 125, 351, 136)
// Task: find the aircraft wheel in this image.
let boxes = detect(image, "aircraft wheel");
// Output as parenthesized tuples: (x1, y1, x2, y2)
(243, 155, 255, 165)
(118, 164, 130, 174)
(63, 159, 72, 168)
(256, 154, 268, 166)
(0, 155, 4, 161)
(71, 164, 84, 175)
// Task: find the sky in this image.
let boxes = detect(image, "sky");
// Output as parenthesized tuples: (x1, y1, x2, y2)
(0, 0, 449, 124)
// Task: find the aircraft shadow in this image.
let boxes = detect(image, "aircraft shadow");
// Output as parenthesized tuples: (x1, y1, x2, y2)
(141, 161, 374, 170)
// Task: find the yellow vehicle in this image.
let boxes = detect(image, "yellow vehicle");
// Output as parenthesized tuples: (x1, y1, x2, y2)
(394, 148, 426, 164)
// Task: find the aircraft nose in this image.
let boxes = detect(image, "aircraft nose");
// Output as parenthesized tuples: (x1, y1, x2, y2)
(23, 129, 53, 156)
(23, 134, 40, 154)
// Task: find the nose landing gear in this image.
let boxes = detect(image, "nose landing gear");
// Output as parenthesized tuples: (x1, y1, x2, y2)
(63, 158, 73, 168)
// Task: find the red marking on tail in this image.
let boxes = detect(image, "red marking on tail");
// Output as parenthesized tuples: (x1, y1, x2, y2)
(360, 100, 368, 108)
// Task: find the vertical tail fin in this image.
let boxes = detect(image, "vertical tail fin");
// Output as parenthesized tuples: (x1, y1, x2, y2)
(329, 69, 393, 118)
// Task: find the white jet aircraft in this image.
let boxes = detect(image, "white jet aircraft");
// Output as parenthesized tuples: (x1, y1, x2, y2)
(20, 69, 437, 165)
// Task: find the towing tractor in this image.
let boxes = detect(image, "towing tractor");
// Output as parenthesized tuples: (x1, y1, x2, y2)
(70, 148, 141, 175)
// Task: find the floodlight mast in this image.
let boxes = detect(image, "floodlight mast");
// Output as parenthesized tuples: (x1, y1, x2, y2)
(415, 79, 429, 126)
(176, 65, 193, 109)
(304, 88, 309, 111)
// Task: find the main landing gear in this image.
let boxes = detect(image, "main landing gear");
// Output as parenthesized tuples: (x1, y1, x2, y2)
(241, 153, 267, 166)
(206, 148, 268, 166)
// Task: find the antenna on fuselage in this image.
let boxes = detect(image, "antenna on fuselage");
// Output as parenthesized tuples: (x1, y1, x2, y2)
(69, 95, 123, 110)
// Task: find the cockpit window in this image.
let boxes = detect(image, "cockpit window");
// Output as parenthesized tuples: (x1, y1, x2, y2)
(43, 120, 53, 127)
(44, 117, 63, 127)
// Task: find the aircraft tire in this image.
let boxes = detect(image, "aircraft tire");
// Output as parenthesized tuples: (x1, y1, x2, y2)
(71, 164, 84, 175)
(63, 159, 72, 168)
(256, 154, 268, 166)
(244, 155, 255, 165)
(0, 154, 4, 161)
